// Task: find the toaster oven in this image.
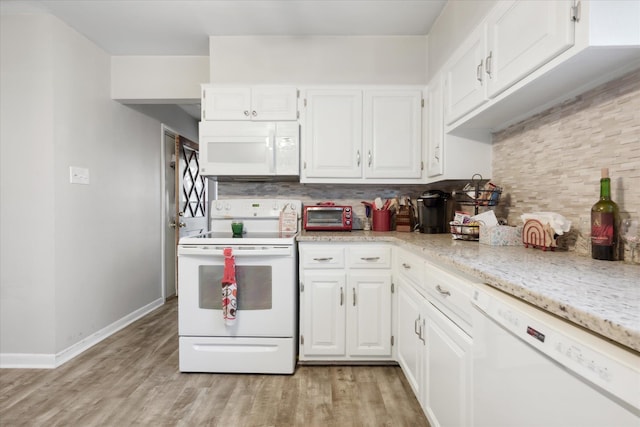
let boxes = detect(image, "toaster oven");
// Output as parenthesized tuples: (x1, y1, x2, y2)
(303, 205, 352, 231)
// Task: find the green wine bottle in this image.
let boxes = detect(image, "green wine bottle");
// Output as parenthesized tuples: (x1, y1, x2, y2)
(591, 168, 619, 261)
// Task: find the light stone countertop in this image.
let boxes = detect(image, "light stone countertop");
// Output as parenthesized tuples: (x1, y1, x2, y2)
(298, 230, 640, 353)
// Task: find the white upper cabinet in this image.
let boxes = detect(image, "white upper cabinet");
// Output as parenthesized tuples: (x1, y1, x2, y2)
(363, 90, 423, 179)
(301, 87, 424, 184)
(302, 89, 363, 179)
(444, 0, 639, 131)
(201, 86, 298, 121)
(444, 23, 488, 125)
(426, 74, 444, 178)
(444, 1, 576, 126)
(485, 0, 575, 98)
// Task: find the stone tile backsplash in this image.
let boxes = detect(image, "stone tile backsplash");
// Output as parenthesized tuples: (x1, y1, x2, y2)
(491, 69, 640, 260)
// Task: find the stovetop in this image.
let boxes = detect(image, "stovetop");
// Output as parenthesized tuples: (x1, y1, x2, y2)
(179, 198, 302, 246)
(179, 230, 298, 246)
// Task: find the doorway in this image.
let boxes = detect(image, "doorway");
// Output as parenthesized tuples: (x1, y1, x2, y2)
(161, 125, 208, 299)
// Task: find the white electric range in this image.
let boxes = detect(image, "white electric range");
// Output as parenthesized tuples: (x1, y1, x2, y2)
(178, 198, 301, 374)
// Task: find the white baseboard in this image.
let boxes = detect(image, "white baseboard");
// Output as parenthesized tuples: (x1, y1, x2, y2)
(0, 297, 164, 369)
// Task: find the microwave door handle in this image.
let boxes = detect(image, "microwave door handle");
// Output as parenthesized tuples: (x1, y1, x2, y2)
(268, 129, 275, 174)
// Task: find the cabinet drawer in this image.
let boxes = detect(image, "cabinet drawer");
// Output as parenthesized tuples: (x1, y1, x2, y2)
(424, 263, 476, 332)
(348, 246, 391, 269)
(300, 246, 345, 269)
(395, 249, 426, 289)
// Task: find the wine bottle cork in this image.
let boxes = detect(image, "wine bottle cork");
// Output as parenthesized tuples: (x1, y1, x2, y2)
(601, 168, 609, 178)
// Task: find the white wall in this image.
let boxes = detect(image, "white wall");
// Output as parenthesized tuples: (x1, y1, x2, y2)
(1, 13, 164, 366)
(209, 35, 428, 84)
(111, 55, 209, 101)
(1, 13, 57, 359)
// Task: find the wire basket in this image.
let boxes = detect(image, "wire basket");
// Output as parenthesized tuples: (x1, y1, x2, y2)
(450, 222, 480, 241)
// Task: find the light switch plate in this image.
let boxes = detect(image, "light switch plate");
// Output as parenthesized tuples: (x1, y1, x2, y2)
(69, 166, 90, 185)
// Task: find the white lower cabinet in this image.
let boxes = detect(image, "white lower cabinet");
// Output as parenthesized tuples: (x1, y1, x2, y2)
(299, 243, 393, 361)
(396, 277, 426, 397)
(301, 271, 346, 356)
(423, 301, 473, 427)
(394, 248, 476, 426)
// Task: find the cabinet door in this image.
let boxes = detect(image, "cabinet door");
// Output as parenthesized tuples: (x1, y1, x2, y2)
(302, 89, 363, 178)
(486, 0, 575, 98)
(396, 279, 425, 399)
(426, 75, 444, 178)
(202, 87, 252, 120)
(424, 302, 472, 427)
(444, 23, 488, 125)
(347, 272, 392, 357)
(202, 86, 298, 121)
(251, 87, 298, 121)
(363, 90, 423, 179)
(300, 271, 346, 357)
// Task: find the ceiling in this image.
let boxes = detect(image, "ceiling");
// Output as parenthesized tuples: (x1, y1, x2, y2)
(1, 0, 447, 55)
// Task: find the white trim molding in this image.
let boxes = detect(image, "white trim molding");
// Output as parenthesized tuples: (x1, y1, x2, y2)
(0, 298, 164, 369)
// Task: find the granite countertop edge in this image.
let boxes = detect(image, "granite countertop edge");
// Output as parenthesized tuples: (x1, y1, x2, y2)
(297, 231, 640, 354)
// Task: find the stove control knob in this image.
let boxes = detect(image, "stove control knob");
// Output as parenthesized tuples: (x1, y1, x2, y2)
(225, 203, 231, 211)
(215, 202, 223, 210)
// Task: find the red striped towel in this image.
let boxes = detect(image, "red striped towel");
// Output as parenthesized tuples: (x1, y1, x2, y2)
(222, 248, 237, 325)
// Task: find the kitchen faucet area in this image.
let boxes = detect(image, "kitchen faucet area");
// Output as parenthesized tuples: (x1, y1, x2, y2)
(1, 1, 639, 426)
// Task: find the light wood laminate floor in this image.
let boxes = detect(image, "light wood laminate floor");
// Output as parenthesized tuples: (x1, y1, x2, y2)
(1, 298, 429, 427)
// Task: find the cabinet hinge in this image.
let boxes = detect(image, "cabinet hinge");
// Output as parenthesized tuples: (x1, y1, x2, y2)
(391, 282, 395, 293)
(300, 282, 304, 292)
(304, 98, 307, 107)
(421, 99, 425, 108)
(300, 335, 304, 345)
(202, 90, 205, 99)
(571, 1, 581, 22)
(297, 89, 300, 98)
(421, 161, 424, 170)
(304, 161, 307, 170)
(391, 335, 395, 346)
(297, 111, 300, 120)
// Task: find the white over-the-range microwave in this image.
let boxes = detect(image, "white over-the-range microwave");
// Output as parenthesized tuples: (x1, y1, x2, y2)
(198, 121, 299, 178)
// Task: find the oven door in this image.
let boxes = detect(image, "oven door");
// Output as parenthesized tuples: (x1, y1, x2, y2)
(178, 244, 296, 337)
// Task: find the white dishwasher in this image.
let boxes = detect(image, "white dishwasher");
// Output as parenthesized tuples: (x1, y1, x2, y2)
(472, 285, 640, 427)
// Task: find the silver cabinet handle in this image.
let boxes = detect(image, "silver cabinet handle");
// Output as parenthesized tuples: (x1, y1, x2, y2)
(368, 150, 372, 167)
(360, 257, 380, 261)
(420, 318, 426, 344)
(414, 315, 421, 335)
(436, 285, 451, 297)
(244, 110, 250, 116)
(485, 51, 493, 78)
(352, 288, 356, 306)
(476, 59, 484, 83)
(357, 150, 361, 166)
(402, 263, 411, 269)
(313, 257, 333, 262)
(252, 110, 257, 117)
(340, 287, 344, 306)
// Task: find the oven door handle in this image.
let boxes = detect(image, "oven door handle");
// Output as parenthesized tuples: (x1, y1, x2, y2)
(178, 246, 292, 256)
